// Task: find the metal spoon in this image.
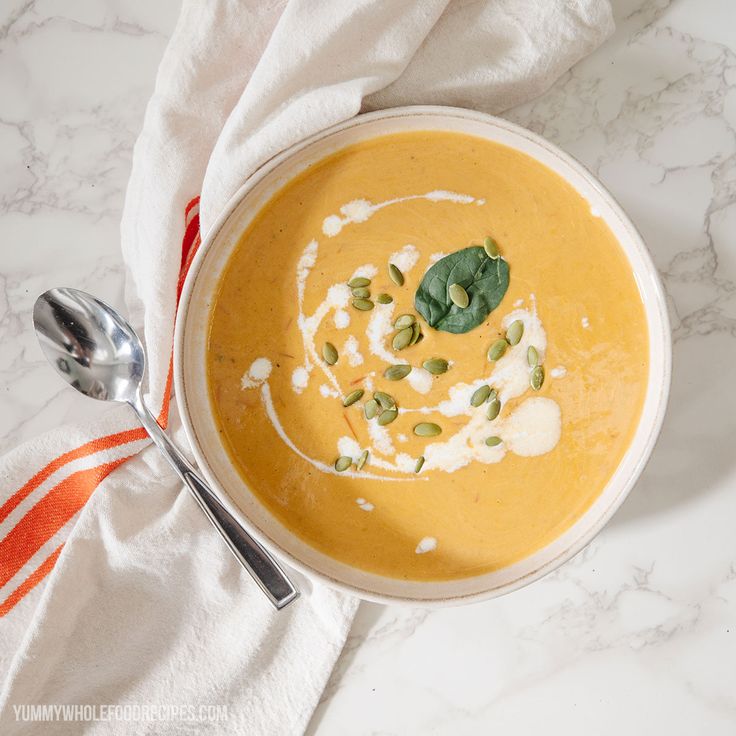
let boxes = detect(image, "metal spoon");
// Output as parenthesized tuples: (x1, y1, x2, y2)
(33, 287, 299, 610)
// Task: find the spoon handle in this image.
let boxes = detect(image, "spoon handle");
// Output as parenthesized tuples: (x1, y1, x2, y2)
(131, 395, 299, 610)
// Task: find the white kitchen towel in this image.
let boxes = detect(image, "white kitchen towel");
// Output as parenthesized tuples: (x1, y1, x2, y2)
(0, 1, 613, 733)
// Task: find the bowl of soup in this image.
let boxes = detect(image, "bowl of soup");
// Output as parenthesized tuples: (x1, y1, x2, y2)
(174, 106, 671, 605)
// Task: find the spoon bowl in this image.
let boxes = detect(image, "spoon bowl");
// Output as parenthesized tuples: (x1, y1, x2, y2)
(33, 288, 144, 404)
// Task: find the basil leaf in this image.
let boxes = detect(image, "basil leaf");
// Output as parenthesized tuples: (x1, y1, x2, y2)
(414, 246, 509, 334)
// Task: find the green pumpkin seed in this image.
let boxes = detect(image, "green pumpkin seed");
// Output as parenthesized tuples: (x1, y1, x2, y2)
(351, 286, 370, 298)
(487, 338, 507, 361)
(487, 398, 501, 421)
(394, 314, 416, 330)
(483, 236, 500, 259)
(527, 345, 539, 367)
(348, 276, 371, 289)
(423, 358, 449, 375)
(531, 365, 545, 391)
(335, 456, 352, 472)
(414, 331, 425, 345)
(448, 283, 469, 309)
(409, 322, 422, 346)
(374, 391, 396, 410)
(470, 384, 491, 407)
(322, 342, 338, 365)
(343, 389, 364, 407)
(356, 449, 369, 471)
(389, 263, 405, 286)
(384, 364, 411, 381)
(364, 399, 379, 419)
(487, 388, 498, 403)
(414, 422, 442, 437)
(485, 436, 502, 447)
(414, 456, 425, 474)
(378, 409, 398, 426)
(392, 327, 414, 351)
(352, 298, 374, 311)
(506, 319, 524, 346)
(377, 293, 393, 304)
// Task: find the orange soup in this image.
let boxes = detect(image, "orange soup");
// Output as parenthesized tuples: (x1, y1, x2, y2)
(207, 131, 648, 581)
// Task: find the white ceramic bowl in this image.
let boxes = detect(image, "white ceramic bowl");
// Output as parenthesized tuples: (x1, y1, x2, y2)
(175, 106, 671, 606)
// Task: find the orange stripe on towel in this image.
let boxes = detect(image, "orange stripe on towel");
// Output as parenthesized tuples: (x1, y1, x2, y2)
(0, 428, 147, 525)
(0, 457, 130, 589)
(185, 195, 200, 221)
(157, 356, 174, 430)
(0, 544, 63, 617)
(0, 194, 202, 617)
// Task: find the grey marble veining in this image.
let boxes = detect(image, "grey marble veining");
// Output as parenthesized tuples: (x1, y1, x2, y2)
(1, 0, 735, 733)
(0, 0, 180, 454)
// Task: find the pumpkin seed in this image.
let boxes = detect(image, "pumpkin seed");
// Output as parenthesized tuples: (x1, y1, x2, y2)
(506, 319, 524, 345)
(527, 345, 539, 367)
(392, 327, 414, 351)
(389, 263, 405, 286)
(470, 384, 491, 407)
(378, 409, 398, 426)
(483, 236, 500, 259)
(414, 331, 424, 345)
(485, 436, 502, 447)
(384, 364, 411, 381)
(449, 282, 469, 309)
(343, 389, 364, 407)
(364, 399, 379, 419)
(487, 398, 501, 421)
(414, 422, 442, 437)
(414, 456, 425, 474)
(374, 391, 396, 410)
(335, 456, 352, 472)
(487, 338, 507, 361)
(487, 388, 498, 403)
(394, 314, 416, 330)
(322, 342, 338, 365)
(423, 358, 449, 375)
(377, 293, 393, 304)
(531, 365, 545, 391)
(409, 322, 422, 346)
(506, 319, 524, 346)
(352, 298, 374, 311)
(356, 449, 369, 471)
(348, 276, 371, 288)
(351, 286, 370, 298)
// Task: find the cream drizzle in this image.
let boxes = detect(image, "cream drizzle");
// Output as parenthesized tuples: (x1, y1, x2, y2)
(550, 366, 567, 379)
(337, 433, 416, 476)
(322, 191, 484, 237)
(390, 303, 562, 473)
(389, 244, 420, 273)
(263, 385, 417, 481)
(334, 310, 350, 329)
(364, 301, 432, 394)
(415, 537, 437, 554)
(291, 239, 351, 394)
(241, 358, 272, 389)
(343, 335, 364, 366)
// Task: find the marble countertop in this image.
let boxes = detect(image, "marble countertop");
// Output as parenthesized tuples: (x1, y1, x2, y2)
(2, 0, 735, 733)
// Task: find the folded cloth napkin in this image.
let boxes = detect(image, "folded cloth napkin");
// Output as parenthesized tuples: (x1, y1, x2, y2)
(0, 1, 613, 733)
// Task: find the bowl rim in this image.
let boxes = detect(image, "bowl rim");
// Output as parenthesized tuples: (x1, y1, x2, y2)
(174, 104, 672, 607)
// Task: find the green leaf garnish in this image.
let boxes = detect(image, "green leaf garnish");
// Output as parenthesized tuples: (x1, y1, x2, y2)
(414, 246, 509, 334)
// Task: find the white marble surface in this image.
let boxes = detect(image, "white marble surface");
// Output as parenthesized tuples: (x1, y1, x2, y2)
(2, 0, 736, 733)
